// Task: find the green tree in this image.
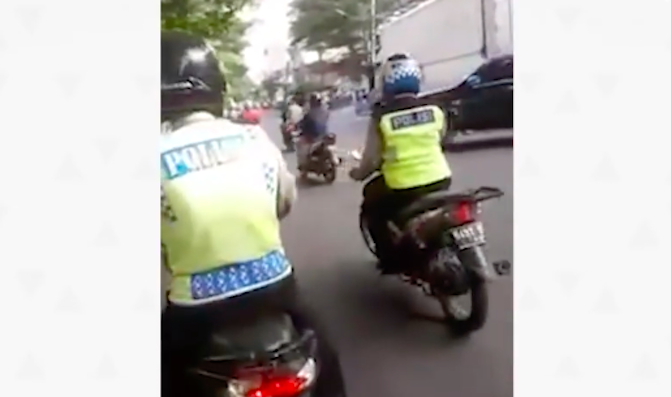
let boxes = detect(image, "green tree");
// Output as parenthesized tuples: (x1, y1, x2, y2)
(161, 0, 256, 94)
(161, 0, 253, 38)
(289, 0, 400, 79)
(227, 75, 258, 101)
(289, 0, 398, 51)
(261, 75, 284, 101)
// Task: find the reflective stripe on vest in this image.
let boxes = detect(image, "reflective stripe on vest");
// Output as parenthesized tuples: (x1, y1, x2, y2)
(378, 105, 452, 189)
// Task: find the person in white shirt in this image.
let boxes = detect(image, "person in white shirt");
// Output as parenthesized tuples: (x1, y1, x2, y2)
(287, 97, 305, 125)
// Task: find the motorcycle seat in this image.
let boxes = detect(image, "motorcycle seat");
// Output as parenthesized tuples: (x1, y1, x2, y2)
(203, 312, 298, 360)
(397, 190, 474, 222)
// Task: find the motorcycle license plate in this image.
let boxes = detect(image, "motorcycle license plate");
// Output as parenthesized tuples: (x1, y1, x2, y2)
(450, 221, 485, 249)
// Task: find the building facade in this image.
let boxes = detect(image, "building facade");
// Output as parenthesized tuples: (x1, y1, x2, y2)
(378, 0, 513, 90)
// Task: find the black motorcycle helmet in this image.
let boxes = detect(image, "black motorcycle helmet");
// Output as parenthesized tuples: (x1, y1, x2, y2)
(308, 93, 322, 108)
(161, 30, 226, 121)
(387, 52, 411, 62)
(292, 90, 306, 107)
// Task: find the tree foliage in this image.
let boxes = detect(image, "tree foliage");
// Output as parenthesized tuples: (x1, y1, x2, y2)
(261, 76, 283, 101)
(288, 0, 402, 79)
(161, 0, 258, 99)
(161, 0, 252, 38)
(289, 0, 398, 52)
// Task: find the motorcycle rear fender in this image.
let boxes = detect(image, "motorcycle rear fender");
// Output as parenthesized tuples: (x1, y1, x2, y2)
(204, 313, 298, 359)
(193, 315, 317, 381)
(456, 246, 495, 282)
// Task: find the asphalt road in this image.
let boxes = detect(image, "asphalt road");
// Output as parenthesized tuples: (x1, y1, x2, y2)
(161, 107, 513, 397)
(265, 108, 513, 397)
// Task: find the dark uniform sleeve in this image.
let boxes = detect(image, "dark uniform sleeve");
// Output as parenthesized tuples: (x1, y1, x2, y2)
(350, 106, 384, 181)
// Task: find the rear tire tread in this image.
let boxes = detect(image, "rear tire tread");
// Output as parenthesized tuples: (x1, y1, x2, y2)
(358, 212, 379, 258)
(440, 280, 489, 337)
(324, 165, 337, 184)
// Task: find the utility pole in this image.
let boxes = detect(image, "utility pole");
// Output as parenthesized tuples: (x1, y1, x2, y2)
(368, 0, 377, 90)
(335, 1, 378, 89)
(508, 0, 513, 48)
(479, 0, 488, 58)
(369, 0, 377, 65)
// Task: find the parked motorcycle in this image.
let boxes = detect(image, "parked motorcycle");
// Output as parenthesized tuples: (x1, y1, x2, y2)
(350, 152, 509, 336)
(298, 134, 341, 184)
(188, 312, 321, 397)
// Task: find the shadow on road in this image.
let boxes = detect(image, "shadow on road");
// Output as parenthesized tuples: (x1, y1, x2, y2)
(345, 273, 451, 327)
(309, 257, 473, 348)
(296, 176, 335, 189)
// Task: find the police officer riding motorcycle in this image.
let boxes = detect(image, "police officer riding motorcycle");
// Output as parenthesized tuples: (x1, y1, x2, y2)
(348, 53, 453, 274)
(161, 31, 347, 397)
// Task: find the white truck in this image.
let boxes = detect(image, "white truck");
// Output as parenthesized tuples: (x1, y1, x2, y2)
(377, 0, 512, 91)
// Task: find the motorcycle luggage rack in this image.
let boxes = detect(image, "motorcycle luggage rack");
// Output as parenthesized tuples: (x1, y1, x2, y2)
(201, 328, 317, 365)
(190, 329, 317, 382)
(398, 186, 504, 221)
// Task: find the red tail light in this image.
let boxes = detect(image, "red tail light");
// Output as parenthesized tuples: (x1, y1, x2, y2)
(228, 358, 316, 397)
(450, 202, 474, 224)
(244, 375, 307, 397)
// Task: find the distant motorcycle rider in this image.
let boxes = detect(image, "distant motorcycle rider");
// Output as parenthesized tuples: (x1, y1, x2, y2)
(280, 96, 304, 150)
(349, 53, 453, 274)
(286, 95, 305, 125)
(297, 93, 330, 173)
(161, 30, 347, 397)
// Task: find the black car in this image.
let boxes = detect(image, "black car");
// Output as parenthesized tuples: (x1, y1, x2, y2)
(421, 54, 513, 132)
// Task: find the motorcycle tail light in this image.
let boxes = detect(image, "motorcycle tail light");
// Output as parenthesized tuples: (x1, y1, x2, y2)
(449, 202, 474, 225)
(227, 358, 317, 397)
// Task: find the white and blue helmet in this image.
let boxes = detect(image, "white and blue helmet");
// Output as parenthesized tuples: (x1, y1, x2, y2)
(380, 53, 423, 97)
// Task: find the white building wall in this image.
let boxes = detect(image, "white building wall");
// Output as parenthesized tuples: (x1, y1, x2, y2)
(378, 0, 513, 91)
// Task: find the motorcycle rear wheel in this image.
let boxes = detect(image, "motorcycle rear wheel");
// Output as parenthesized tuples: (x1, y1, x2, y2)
(436, 279, 489, 337)
(358, 211, 379, 258)
(323, 166, 337, 184)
